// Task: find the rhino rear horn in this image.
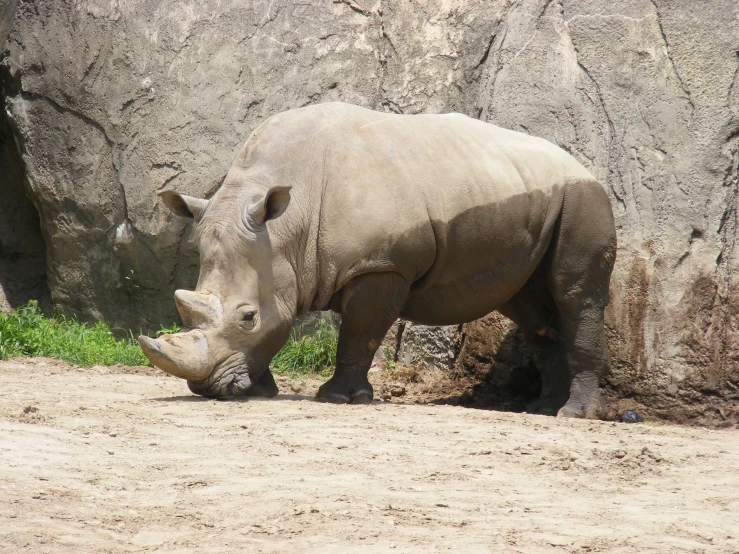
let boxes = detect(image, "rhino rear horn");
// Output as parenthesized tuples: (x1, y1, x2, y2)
(174, 290, 223, 329)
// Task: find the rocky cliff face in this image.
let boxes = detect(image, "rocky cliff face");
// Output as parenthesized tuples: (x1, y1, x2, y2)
(490, 0, 738, 424)
(0, 0, 47, 312)
(1, 0, 737, 422)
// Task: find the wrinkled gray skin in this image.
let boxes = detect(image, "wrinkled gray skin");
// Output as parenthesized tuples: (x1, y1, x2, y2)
(138, 102, 616, 419)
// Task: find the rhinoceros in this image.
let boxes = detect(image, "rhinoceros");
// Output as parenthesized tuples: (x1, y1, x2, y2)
(138, 102, 616, 419)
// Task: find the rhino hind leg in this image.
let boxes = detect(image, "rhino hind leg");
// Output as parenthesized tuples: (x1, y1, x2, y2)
(554, 308, 610, 419)
(546, 179, 617, 420)
(316, 273, 410, 405)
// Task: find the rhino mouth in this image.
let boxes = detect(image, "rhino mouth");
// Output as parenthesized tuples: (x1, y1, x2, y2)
(187, 352, 253, 398)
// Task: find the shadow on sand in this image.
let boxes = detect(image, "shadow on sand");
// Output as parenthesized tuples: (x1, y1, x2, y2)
(152, 328, 544, 413)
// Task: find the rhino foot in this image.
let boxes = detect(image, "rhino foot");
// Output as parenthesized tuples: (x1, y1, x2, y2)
(525, 396, 565, 416)
(245, 369, 279, 398)
(316, 377, 373, 405)
(525, 388, 569, 416)
(556, 396, 606, 420)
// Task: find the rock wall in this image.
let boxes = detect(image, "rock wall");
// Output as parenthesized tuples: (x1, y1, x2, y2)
(386, 0, 739, 424)
(0, 84, 49, 313)
(481, 0, 739, 424)
(0, 0, 48, 312)
(1, 0, 737, 421)
(1, 0, 502, 328)
(0, 0, 16, 45)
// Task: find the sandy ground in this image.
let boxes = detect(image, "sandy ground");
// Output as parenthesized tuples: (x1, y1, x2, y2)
(1, 358, 738, 553)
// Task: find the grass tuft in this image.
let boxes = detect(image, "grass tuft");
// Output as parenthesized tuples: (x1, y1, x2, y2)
(271, 317, 338, 377)
(156, 322, 182, 336)
(0, 301, 338, 375)
(0, 301, 151, 367)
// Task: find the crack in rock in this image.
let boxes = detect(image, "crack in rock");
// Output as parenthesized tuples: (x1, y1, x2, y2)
(648, 0, 696, 113)
(15, 91, 130, 230)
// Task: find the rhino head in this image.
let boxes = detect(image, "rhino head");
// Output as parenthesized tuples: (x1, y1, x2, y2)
(138, 182, 296, 397)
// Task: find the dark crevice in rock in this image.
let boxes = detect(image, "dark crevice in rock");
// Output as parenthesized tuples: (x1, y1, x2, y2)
(572, 51, 615, 144)
(728, 51, 739, 102)
(474, 26, 507, 120)
(17, 90, 130, 224)
(378, 12, 396, 56)
(714, 137, 739, 375)
(19, 90, 113, 146)
(393, 320, 405, 363)
(473, 34, 496, 71)
(157, 171, 185, 191)
(454, 324, 466, 361)
(567, 29, 626, 211)
(0, 59, 49, 312)
(333, 0, 371, 17)
(375, 4, 404, 115)
(648, 0, 695, 114)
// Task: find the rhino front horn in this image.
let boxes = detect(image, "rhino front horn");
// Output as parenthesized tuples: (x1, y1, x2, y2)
(138, 330, 211, 381)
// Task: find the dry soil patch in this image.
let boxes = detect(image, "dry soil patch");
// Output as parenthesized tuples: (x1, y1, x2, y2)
(1, 358, 738, 553)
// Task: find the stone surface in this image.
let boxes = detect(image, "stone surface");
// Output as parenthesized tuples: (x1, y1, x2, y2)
(382, 0, 739, 423)
(0, 0, 47, 312)
(1, 0, 738, 421)
(473, 0, 739, 424)
(0, 0, 16, 46)
(0, 104, 48, 313)
(1, 0, 502, 327)
(396, 322, 460, 372)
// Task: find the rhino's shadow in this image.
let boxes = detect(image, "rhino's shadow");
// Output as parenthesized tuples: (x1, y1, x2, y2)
(151, 328, 542, 410)
(151, 393, 318, 403)
(151, 395, 218, 402)
(432, 327, 543, 412)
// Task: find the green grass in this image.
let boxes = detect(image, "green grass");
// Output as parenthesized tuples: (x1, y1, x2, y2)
(0, 300, 151, 367)
(0, 300, 338, 374)
(271, 317, 338, 377)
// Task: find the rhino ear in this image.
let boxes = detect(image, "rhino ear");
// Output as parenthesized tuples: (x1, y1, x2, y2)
(158, 191, 210, 222)
(245, 186, 291, 228)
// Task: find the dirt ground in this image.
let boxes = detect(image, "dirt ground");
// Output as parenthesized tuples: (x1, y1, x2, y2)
(1, 358, 738, 553)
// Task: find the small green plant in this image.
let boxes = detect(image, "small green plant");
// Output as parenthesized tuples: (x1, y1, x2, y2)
(383, 344, 397, 372)
(0, 300, 151, 367)
(156, 322, 182, 336)
(271, 317, 338, 377)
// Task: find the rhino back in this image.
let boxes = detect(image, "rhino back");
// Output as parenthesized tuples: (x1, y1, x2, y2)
(236, 103, 595, 317)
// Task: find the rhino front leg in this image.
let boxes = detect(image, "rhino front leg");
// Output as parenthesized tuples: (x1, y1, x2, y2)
(317, 273, 410, 405)
(245, 368, 279, 398)
(498, 282, 570, 416)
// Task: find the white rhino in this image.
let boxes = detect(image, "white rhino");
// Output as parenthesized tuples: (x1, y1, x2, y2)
(138, 102, 616, 419)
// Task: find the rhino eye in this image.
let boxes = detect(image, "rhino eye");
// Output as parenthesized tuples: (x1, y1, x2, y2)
(242, 311, 255, 323)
